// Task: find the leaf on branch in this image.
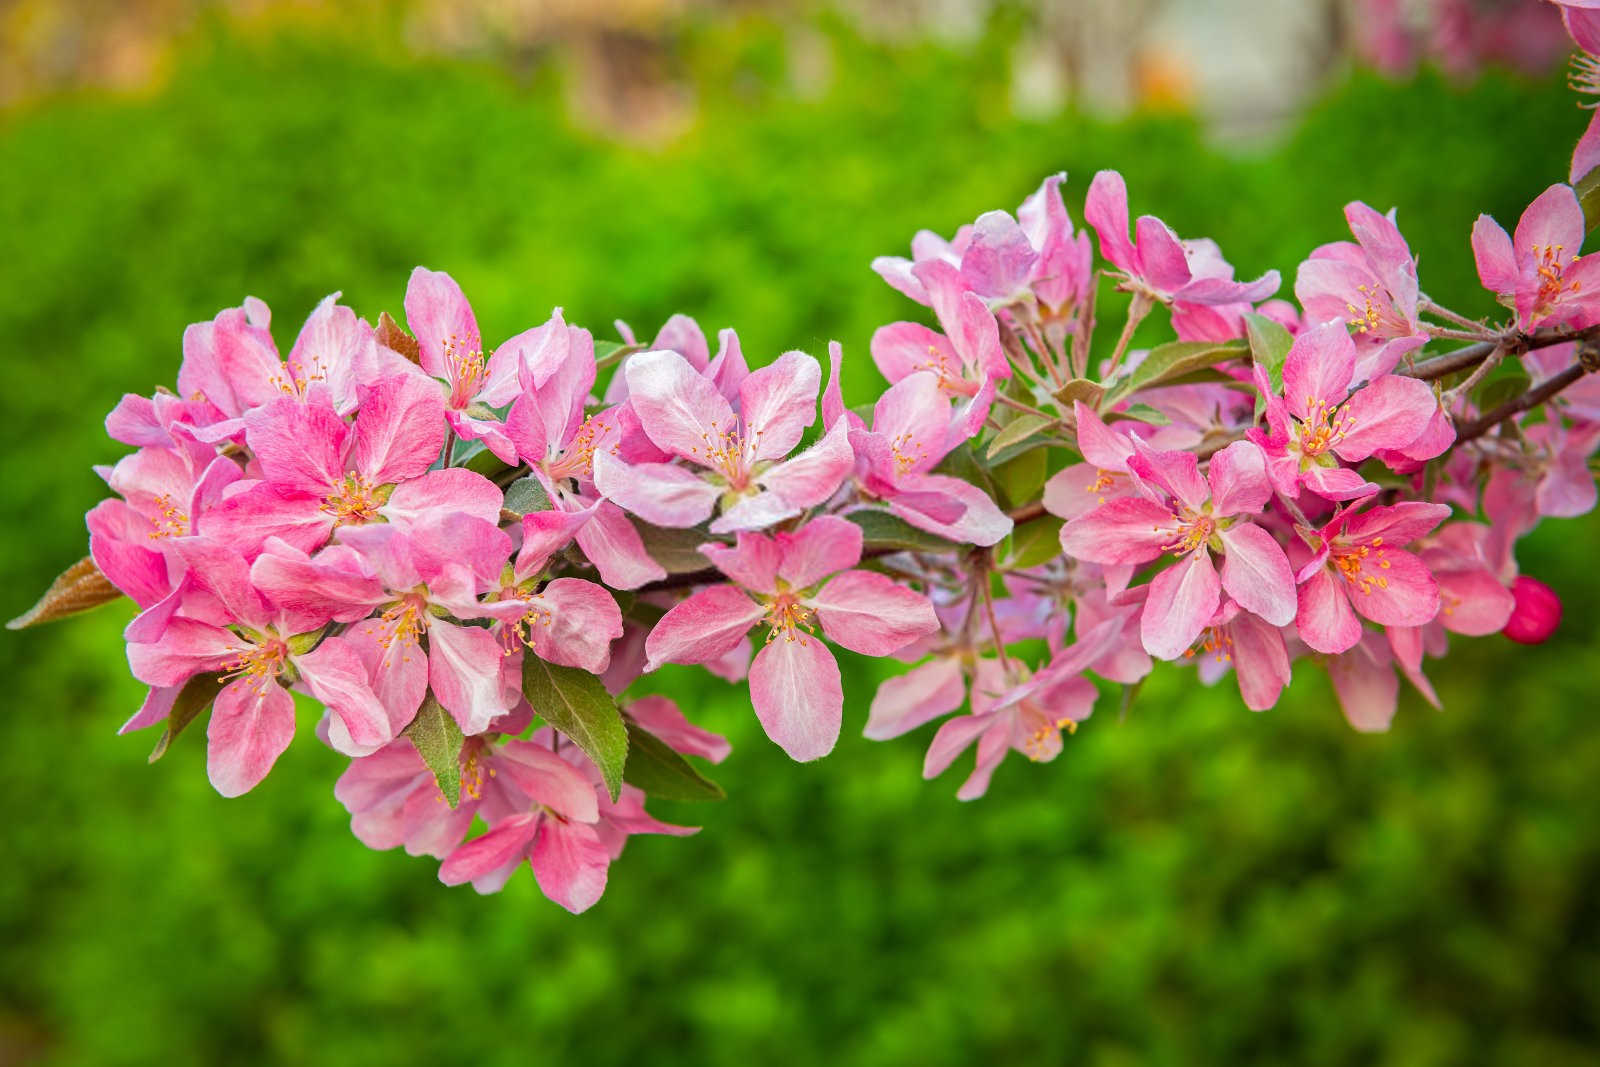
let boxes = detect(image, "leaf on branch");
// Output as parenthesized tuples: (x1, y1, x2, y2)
(593, 339, 625, 363)
(522, 657, 628, 801)
(1472, 363, 1532, 415)
(503, 476, 554, 516)
(375, 312, 422, 365)
(991, 447, 1048, 509)
(844, 510, 960, 553)
(1052, 378, 1105, 410)
(1099, 339, 1247, 410)
(1578, 164, 1600, 234)
(1003, 514, 1065, 570)
(148, 672, 226, 763)
(1244, 312, 1293, 409)
(622, 718, 725, 801)
(403, 694, 465, 808)
(985, 413, 1054, 459)
(1104, 403, 1170, 427)
(636, 521, 718, 575)
(8, 556, 124, 630)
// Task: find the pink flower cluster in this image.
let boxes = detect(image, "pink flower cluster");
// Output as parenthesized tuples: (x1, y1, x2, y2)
(22, 8, 1600, 906)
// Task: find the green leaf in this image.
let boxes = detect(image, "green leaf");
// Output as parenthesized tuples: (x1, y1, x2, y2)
(1472, 363, 1532, 414)
(985, 413, 1053, 459)
(1052, 378, 1105, 410)
(403, 695, 465, 807)
(1578, 163, 1600, 234)
(463, 445, 513, 480)
(635, 521, 715, 574)
(148, 672, 226, 763)
(7, 555, 124, 630)
(503, 476, 553, 516)
(991, 447, 1047, 509)
(522, 657, 628, 801)
(622, 719, 725, 801)
(1003, 514, 1064, 570)
(1244, 312, 1293, 419)
(1104, 403, 1170, 427)
(594, 339, 625, 363)
(1099, 339, 1247, 410)
(844, 511, 960, 553)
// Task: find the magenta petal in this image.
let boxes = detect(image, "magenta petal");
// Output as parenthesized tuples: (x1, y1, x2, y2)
(887, 472, 1013, 546)
(748, 636, 843, 762)
(1471, 214, 1518, 295)
(810, 570, 937, 655)
(872, 322, 957, 385)
(1084, 170, 1137, 273)
(427, 621, 512, 736)
(864, 657, 967, 741)
(1326, 637, 1398, 733)
(404, 267, 480, 382)
(1345, 548, 1440, 628)
(1217, 522, 1297, 626)
(1574, 109, 1600, 186)
(1140, 553, 1221, 659)
(739, 350, 820, 462)
(204, 482, 332, 557)
(121, 684, 179, 734)
(353, 373, 448, 483)
(127, 617, 240, 687)
(206, 677, 296, 797)
(572, 502, 667, 590)
(626, 695, 732, 763)
(590, 451, 720, 528)
(644, 585, 764, 670)
(756, 418, 854, 510)
(1059, 496, 1176, 565)
(1296, 567, 1361, 654)
(1133, 215, 1193, 295)
(1514, 183, 1585, 263)
(624, 349, 738, 460)
(776, 514, 862, 589)
(243, 397, 349, 497)
(439, 812, 539, 887)
(495, 741, 601, 821)
(1227, 611, 1292, 712)
(382, 468, 503, 529)
(1207, 440, 1272, 516)
(700, 530, 782, 593)
(298, 637, 393, 755)
(1334, 374, 1437, 462)
(523, 578, 623, 674)
(1281, 321, 1355, 417)
(530, 818, 611, 913)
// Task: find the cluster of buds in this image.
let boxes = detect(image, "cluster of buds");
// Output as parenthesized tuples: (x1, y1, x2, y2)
(15, 12, 1600, 910)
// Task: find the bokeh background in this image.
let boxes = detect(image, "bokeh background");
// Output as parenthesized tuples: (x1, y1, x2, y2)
(3, 2, 1599, 1064)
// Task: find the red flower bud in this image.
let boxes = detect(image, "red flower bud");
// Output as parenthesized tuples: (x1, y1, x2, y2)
(1502, 576, 1562, 644)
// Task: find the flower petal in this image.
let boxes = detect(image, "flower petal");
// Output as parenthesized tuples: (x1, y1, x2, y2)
(748, 635, 843, 761)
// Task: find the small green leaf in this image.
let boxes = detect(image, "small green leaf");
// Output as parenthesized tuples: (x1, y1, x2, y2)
(594, 339, 625, 363)
(622, 719, 725, 801)
(1003, 515, 1064, 570)
(844, 511, 960, 553)
(1052, 378, 1105, 410)
(986, 413, 1053, 459)
(636, 521, 716, 574)
(991, 447, 1047, 509)
(148, 672, 226, 763)
(503, 476, 553, 516)
(1578, 163, 1600, 233)
(403, 695, 465, 807)
(1105, 403, 1170, 427)
(8, 555, 124, 630)
(1100, 339, 1247, 410)
(1244, 312, 1293, 419)
(463, 445, 513, 481)
(522, 657, 628, 801)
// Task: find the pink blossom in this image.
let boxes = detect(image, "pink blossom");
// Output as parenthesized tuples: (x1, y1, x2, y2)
(124, 538, 390, 795)
(1041, 401, 1139, 522)
(1294, 500, 1449, 655)
(1187, 599, 1293, 712)
(1060, 439, 1297, 659)
(592, 347, 853, 533)
(1471, 183, 1600, 331)
(1295, 202, 1430, 379)
(643, 516, 938, 760)
(1083, 170, 1280, 308)
(1247, 321, 1445, 501)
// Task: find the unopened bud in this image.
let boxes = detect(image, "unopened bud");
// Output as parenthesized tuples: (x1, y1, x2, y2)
(1502, 576, 1561, 644)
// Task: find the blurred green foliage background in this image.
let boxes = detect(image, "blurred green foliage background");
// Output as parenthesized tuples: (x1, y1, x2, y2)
(2, 14, 1599, 1066)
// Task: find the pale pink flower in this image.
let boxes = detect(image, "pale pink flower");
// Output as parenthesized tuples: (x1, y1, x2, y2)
(1186, 599, 1293, 712)
(644, 516, 938, 761)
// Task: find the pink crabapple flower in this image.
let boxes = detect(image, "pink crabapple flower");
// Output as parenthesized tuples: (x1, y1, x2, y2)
(1295, 201, 1431, 380)
(1293, 500, 1449, 655)
(1247, 320, 1446, 501)
(1186, 598, 1294, 712)
(125, 538, 390, 796)
(1083, 169, 1281, 309)
(822, 345, 1013, 546)
(1059, 438, 1298, 660)
(592, 347, 854, 534)
(643, 515, 938, 761)
(1503, 575, 1563, 644)
(1471, 182, 1600, 331)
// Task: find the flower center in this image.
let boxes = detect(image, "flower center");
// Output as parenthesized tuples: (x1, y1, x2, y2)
(364, 593, 428, 668)
(1293, 395, 1355, 460)
(1332, 535, 1391, 595)
(889, 431, 926, 476)
(1161, 514, 1214, 557)
(1019, 700, 1076, 761)
(1184, 625, 1233, 664)
(442, 335, 488, 407)
(688, 420, 755, 487)
(920, 345, 976, 397)
(545, 415, 614, 482)
(147, 493, 190, 539)
(762, 591, 815, 644)
(322, 474, 383, 526)
(222, 634, 288, 691)
(1344, 282, 1405, 338)
(1532, 244, 1581, 315)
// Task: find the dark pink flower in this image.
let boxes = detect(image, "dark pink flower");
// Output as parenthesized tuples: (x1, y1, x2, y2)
(1472, 183, 1600, 331)
(1503, 575, 1562, 643)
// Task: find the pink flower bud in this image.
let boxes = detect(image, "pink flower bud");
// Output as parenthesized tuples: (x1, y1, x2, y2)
(1502, 576, 1562, 644)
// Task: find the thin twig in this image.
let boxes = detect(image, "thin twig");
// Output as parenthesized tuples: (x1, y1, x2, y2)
(1104, 292, 1151, 378)
(1454, 364, 1589, 444)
